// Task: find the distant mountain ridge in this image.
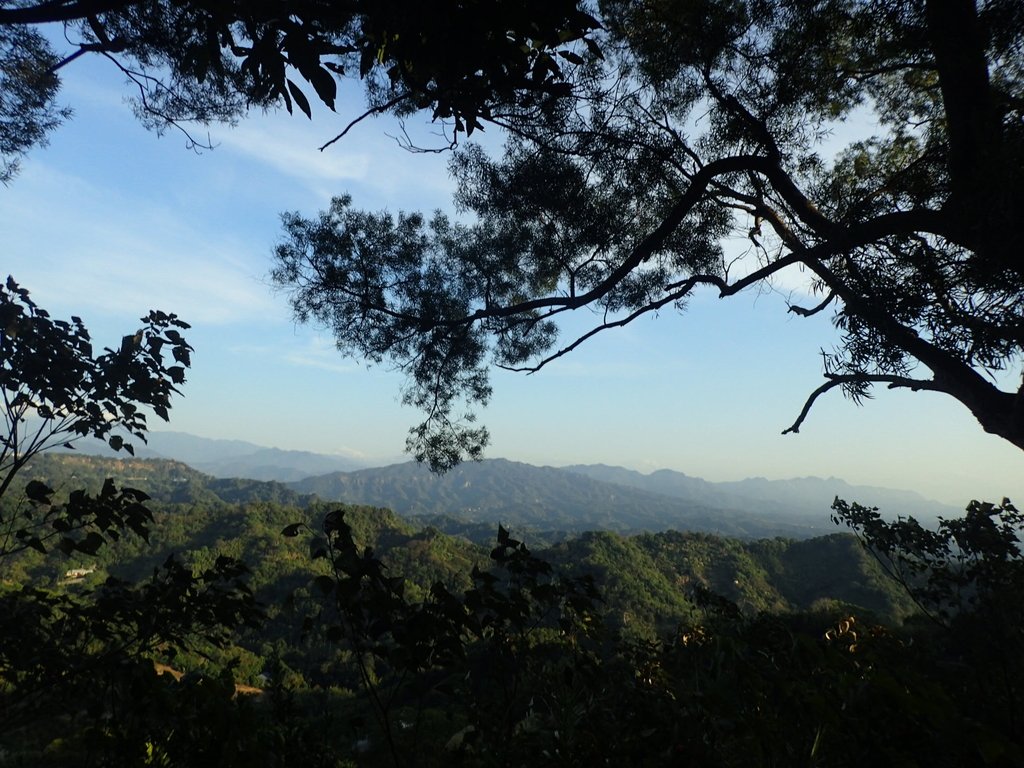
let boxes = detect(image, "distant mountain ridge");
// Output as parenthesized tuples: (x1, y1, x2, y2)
(561, 464, 960, 522)
(59, 430, 961, 536)
(290, 459, 878, 540)
(57, 430, 367, 481)
(14, 453, 920, 633)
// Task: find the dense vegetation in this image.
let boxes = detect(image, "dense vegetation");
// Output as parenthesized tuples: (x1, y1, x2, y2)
(4, 1, 1024, 764)
(7, 452, 1017, 766)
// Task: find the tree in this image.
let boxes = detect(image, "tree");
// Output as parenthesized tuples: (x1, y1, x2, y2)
(0, 274, 192, 539)
(0, 0, 599, 175)
(0, 24, 68, 183)
(270, 0, 1024, 470)
(0, 279, 261, 760)
(832, 496, 1024, 745)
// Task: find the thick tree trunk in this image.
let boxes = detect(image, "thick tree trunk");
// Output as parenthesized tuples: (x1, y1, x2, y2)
(925, 0, 1022, 277)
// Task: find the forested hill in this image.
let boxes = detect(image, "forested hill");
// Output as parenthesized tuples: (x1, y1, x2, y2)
(17, 453, 315, 507)
(30, 453, 955, 543)
(546, 530, 918, 631)
(10, 454, 916, 633)
(289, 458, 824, 539)
(288, 458, 942, 540)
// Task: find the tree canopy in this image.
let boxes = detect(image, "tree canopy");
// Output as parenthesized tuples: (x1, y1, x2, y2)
(0, 0, 598, 176)
(0, 276, 193, 499)
(0, 281, 263, 761)
(5, 0, 1022, 471)
(271, 0, 1024, 470)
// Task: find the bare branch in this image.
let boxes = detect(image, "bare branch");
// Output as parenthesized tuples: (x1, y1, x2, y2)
(788, 292, 836, 317)
(500, 251, 813, 375)
(783, 373, 948, 435)
(99, 51, 215, 151)
(386, 119, 458, 154)
(319, 94, 412, 152)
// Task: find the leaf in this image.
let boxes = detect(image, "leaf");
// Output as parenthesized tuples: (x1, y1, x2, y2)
(313, 575, 335, 595)
(25, 480, 53, 504)
(307, 66, 337, 110)
(281, 523, 304, 537)
(309, 536, 328, 559)
(18, 534, 46, 554)
(76, 532, 105, 555)
(287, 79, 312, 119)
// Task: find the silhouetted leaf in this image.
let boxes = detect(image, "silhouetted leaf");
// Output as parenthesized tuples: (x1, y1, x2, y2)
(287, 79, 312, 118)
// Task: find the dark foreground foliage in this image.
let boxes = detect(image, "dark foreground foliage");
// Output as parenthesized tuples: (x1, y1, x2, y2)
(4, 464, 1023, 766)
(2, 282, 1021, 766)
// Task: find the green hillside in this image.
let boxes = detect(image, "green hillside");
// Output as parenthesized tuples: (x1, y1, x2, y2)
(7, 455, 915, 618)
(7, 455, 917, 646)
(5, 454, 1019, 768)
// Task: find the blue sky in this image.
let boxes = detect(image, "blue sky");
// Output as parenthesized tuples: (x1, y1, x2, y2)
(3, 52, 1022, 506)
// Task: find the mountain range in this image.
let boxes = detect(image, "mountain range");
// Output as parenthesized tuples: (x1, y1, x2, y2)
(562, 464, 954, 522)
(289, 458, 960, 540)
(60, 430, 961, 540)
(58, 430, 367, 481)
(14, 452, 921, 634)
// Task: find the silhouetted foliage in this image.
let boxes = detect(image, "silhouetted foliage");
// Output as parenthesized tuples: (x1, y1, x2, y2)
(0, 283, 262, 765)
(0, 24, 68, 182)
(273, 0, 1024, 469)
(1, 276, 191, 469)
(834, 495, 1024, 745)
(10, 449, 1024, 764)
(0, 276, 193, 556)
(0, 0, 599, 174)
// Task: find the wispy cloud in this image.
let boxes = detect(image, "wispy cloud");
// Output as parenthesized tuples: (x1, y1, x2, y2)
(4, 164, 279, 324)
(224, 119, 372, 185)
(283, 336, 359, 374)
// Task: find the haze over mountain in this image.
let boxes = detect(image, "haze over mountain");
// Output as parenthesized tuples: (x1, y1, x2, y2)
(289, 458, 959, 540)
(60, 431, 960, 538)
(562, 464, 959, 522)
(59, 430, 367, 481)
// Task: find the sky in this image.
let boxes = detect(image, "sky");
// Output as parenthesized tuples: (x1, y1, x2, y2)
(3, 51, 1022, 507)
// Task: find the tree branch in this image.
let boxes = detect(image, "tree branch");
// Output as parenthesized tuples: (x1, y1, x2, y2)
(800, 246, 1020, 446)
(500, 251, 813, 375)
(788, 292, 835, 317)
(783, 373, 949, 436)
(498, 278, 703, 374)
(0, 0, 135, 25)
(319, 94, 412, 152)
(466, 154, 776, 322)
(99, 51, 215, 150)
